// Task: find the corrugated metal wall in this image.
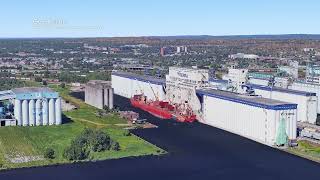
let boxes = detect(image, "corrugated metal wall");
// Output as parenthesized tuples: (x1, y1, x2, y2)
(202, 95, 297, 145)
(254, 88, 317, 124)
(290, 82, 320, 114)
(112, 75, 166, 101)
(248, 78, 269, 86)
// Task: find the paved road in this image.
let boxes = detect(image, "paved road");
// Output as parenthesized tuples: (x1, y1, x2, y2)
(1, 95, 320, 180)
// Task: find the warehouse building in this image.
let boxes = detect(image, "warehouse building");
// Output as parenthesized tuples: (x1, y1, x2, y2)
(0, 87, 62, 127)
(112, 71, 166, 101)
(197, 89, 297, 146)
(249, 84, 317, 124)
(85, 80, 114, 110)
(289, 82, 320, 114)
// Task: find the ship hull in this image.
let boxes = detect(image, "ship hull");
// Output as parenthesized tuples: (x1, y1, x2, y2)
(130, 99, 172, 119)
(130, 94, 197, 123)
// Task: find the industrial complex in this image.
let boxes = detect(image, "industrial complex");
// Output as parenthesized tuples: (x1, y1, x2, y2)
(0, 87, 62, 127)
(1, 64, 318, 163)
(112, 67, 303, 146)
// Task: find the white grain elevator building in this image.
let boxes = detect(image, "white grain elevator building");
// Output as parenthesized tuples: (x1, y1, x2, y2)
(249, 84, 318, 124)
(197, 89, 298, 146)
(13, 87, 62, 126)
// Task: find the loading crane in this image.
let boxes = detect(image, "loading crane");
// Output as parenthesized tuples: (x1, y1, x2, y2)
(148, 81, 159, 101)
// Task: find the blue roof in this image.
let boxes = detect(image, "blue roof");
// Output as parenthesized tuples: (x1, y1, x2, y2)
(249, 76, 271, 81)
(12, 87, 59, 100)
(196, 89, 297, 110)
(112, 71, 165, 85)
(294, 80, 320, 87)
(248, 84, 317, 96)
(209, 78, 228, 84)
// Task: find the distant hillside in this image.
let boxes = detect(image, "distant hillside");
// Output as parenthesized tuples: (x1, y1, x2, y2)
(149, 34, 320, 40)
(2, 34, 320, 41)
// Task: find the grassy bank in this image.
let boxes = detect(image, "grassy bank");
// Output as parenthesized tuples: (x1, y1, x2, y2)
(0, 84, 164, 170)
(287, 140, 320, 163)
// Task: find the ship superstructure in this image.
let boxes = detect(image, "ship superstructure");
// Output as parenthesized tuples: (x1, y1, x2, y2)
(165, 67, 210, 120)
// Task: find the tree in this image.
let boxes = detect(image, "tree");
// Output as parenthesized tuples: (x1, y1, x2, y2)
(42, 80, 48, 86)
(34, 76, 43, 82)
(44, 70, 50, 78)
(63, 128, 119, 161)
(90, 130, 111, 152)
(59, 83, 66, 88)
(44, 148, 55, 159)
(63, 144, 89, 161)
(110, 141, 120, 151)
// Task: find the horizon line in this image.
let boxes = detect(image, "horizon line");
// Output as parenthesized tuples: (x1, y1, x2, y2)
(0, 33, 320, 39)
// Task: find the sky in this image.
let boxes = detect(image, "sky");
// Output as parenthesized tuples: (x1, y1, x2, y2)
(0, 0, 319, 38)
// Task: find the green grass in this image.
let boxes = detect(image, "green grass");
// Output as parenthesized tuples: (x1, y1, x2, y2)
(296, 141, 320, 154)
(0, 84, 164, 170)
(287, 140, 320, 162)
(50, 85, 127, 126)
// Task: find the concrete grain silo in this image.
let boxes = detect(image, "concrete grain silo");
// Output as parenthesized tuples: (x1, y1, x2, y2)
(29, 99, 35, 126)
(55, 98, 62, 125)
(14, 99, 22, 126)
(48, 98, 55, 125)
(85, 80, 114, 110)
(42, 99, 49, 126)
(12, 87, 62, 127)
(22, 99, 29, 126)
(35, 99, 42, 126)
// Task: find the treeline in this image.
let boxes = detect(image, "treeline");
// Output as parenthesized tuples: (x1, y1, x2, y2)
(0, 78, 24, 91)
(58, 71, 111, 83)
(0, 78, 42, 91)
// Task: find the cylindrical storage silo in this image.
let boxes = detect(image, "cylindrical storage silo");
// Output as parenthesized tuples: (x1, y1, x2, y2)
(42, 99, 49, 126)
(108, 88, 114, 109)
(48, 98, 55, 125)
(55, 98, 62, 125)
(14, 99, 22, 126)
(29, 99, 36, 126)
(35, 99, 42, 126)
(22, 99, 29, 126)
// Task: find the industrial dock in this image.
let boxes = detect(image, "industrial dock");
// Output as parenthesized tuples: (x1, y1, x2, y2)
(112, 67, 300, 146)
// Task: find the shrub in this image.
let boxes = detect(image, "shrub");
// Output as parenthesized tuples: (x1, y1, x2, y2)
(123, 130, 131, 136)
(90, 130, 111, 152)
(63, 144, 89, 161)
(34, 76, 43, 82)
(96, 110, 104, 118)
(72, 135, 89, 148)
(110, 141, 120, 151)
(42, 80, 48, 86)
(44, 148, 55, 159)
(59, 83, 66, 88)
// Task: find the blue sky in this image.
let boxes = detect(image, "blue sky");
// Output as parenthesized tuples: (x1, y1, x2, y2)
(0, 0, 319, 37)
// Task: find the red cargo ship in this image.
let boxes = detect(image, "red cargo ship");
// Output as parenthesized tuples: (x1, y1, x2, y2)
(130, 94, 196, 123)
